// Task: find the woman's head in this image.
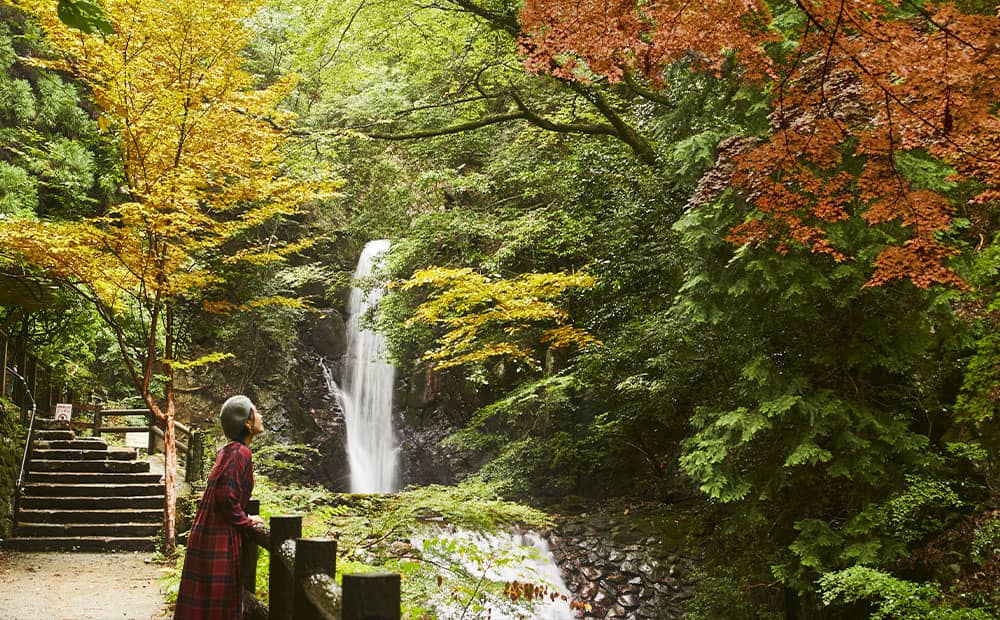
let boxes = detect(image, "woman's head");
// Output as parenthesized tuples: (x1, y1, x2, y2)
(219, 395, 262, 442)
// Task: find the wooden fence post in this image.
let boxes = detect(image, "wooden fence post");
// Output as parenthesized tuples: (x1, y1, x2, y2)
(185, 430, 204, 482)
(268, 515, 302, 620)
(240, 500, 261, 595)
(93, 408, 102, 438)
(342, 574, 402, 620)
(293, 538, 337, 620)
(146, 410, 156, 453)
(1, 335, 8, 400)
(31, 358, 38, 414)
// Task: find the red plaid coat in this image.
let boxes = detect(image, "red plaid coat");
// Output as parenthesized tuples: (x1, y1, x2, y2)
(175, 441, 255, 620)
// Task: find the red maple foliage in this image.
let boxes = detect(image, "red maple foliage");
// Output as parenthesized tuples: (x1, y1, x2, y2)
(520, 0, 777, 82)
(520, 0, 1000, 287)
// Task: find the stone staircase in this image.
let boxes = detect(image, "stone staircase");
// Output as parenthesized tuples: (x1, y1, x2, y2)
(5, 417, 164, 552)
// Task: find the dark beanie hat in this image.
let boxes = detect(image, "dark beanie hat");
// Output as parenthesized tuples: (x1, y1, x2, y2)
(220, 395, 255, 441)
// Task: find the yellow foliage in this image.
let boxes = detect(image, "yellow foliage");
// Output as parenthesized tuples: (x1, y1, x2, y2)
(244, 295, 311, 310)
(400, 267, 599, 370)
(201, 294, 310, 316)
(1, 0, 338, 313)
(0, 0, 340, 396)
(164, 352, 235, 371)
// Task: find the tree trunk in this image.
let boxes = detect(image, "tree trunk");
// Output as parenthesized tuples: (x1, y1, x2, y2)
(162, 405, 177, 556)
(161, 300, 178, 556)
(147, 399, 178, 556)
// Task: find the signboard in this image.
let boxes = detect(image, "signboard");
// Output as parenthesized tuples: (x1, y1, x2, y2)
(125, 432, 149, 449)
(54, 403, 72, 421)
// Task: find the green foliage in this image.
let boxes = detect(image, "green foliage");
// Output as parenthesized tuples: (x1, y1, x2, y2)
(882, 476, 967, 544)
(970, 517, 1000, 565)
(55, 0, 114, 36)
(894, 150, 958, 194)
(0, 77, 36, 125)
(818, 566, 996, 620)
(158, 546, 185, 606)
(663, 179, 984, 607)
(252, 442, 321, 484)
(0, 15, 119, 222)
(0, 161, 38, 217)
(684, 567, 783, 620)
(0, 397, 25, 539)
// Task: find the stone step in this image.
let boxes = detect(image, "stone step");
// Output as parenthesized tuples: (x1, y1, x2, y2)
(33, 439, 109, 450)
(32, 418, 73, 431)
(27, 459, 152, 473)
(21, 482, 164, 497)
(30, 448, 137, 461)
(26, 471, 162, 485)
(15, 522, 160, 538)
(31, 429, 75, 441)
(3, 536, 156, 552)
(17, 508, 162, 524)
(18, 495, 165, 510)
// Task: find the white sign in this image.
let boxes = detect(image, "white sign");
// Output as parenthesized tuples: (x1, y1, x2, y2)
(54, 403, 72, 421)
(125, 432, 149, 449)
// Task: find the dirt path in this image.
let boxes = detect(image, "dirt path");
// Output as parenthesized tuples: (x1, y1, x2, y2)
(0, 550, 171, 620)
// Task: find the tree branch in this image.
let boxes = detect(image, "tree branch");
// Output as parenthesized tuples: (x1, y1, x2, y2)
(622, 70, 675, 107)
(362, 110, 528, 139)
(441, 0, 519, 36)
(507, 89, 618, 136)
(563, 81, 659, 165)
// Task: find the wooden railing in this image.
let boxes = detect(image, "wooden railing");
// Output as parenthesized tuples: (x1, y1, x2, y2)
(1, 331, 74, 420)
(241, 502, 401, 620)
(71, 408, 204, 482)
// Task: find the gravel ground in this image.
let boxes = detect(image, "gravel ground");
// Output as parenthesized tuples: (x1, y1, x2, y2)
(0, 550, 171, 620)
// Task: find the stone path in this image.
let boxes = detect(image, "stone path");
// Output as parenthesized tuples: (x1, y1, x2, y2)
(0, 550, 171, 619)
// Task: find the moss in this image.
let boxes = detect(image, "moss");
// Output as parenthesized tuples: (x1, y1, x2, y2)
(0, 399, 26, 539)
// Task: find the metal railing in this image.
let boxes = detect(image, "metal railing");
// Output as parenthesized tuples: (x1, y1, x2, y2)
(9, 364, 37, 519)
(241, 503, 401, 620)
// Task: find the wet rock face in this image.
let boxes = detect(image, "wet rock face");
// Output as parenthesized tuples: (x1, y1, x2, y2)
(295, 353, 350, 491)
(549, 509, 700, 619)
(396, 368, 492, 487)
(305, 310, 347, 361)
(397, 405, 485, 486)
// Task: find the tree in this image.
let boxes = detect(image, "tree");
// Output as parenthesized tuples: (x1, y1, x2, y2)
(520, 0, 1000, 289)
(0, 0, 332, 553)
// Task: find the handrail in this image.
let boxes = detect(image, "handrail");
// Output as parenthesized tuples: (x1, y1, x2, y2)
(238, 505, 401, 620)
(14, 401, 35, 492)
(10, 363, 38, 524)
(10, 364, 37, 494)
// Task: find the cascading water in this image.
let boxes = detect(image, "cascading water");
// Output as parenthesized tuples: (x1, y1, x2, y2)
(336, 239, 398, 493)
(414, 527, 576, 619)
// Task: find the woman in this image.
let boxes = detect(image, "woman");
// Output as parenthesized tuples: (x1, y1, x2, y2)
(175, 395, 265, 620)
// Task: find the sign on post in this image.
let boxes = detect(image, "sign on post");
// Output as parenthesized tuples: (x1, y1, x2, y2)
(54, 403, 72, 421)
(125, 432, 149, 449)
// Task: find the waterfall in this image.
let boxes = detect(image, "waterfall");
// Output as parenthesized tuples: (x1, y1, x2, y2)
(338, 239, 398, 493)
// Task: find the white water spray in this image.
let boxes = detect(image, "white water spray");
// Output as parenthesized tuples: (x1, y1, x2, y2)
(414, 527, 576, 619)
(337, 239, 398, 493)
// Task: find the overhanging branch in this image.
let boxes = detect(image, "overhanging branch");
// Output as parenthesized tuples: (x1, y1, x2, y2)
(362, 111, 528, 139)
